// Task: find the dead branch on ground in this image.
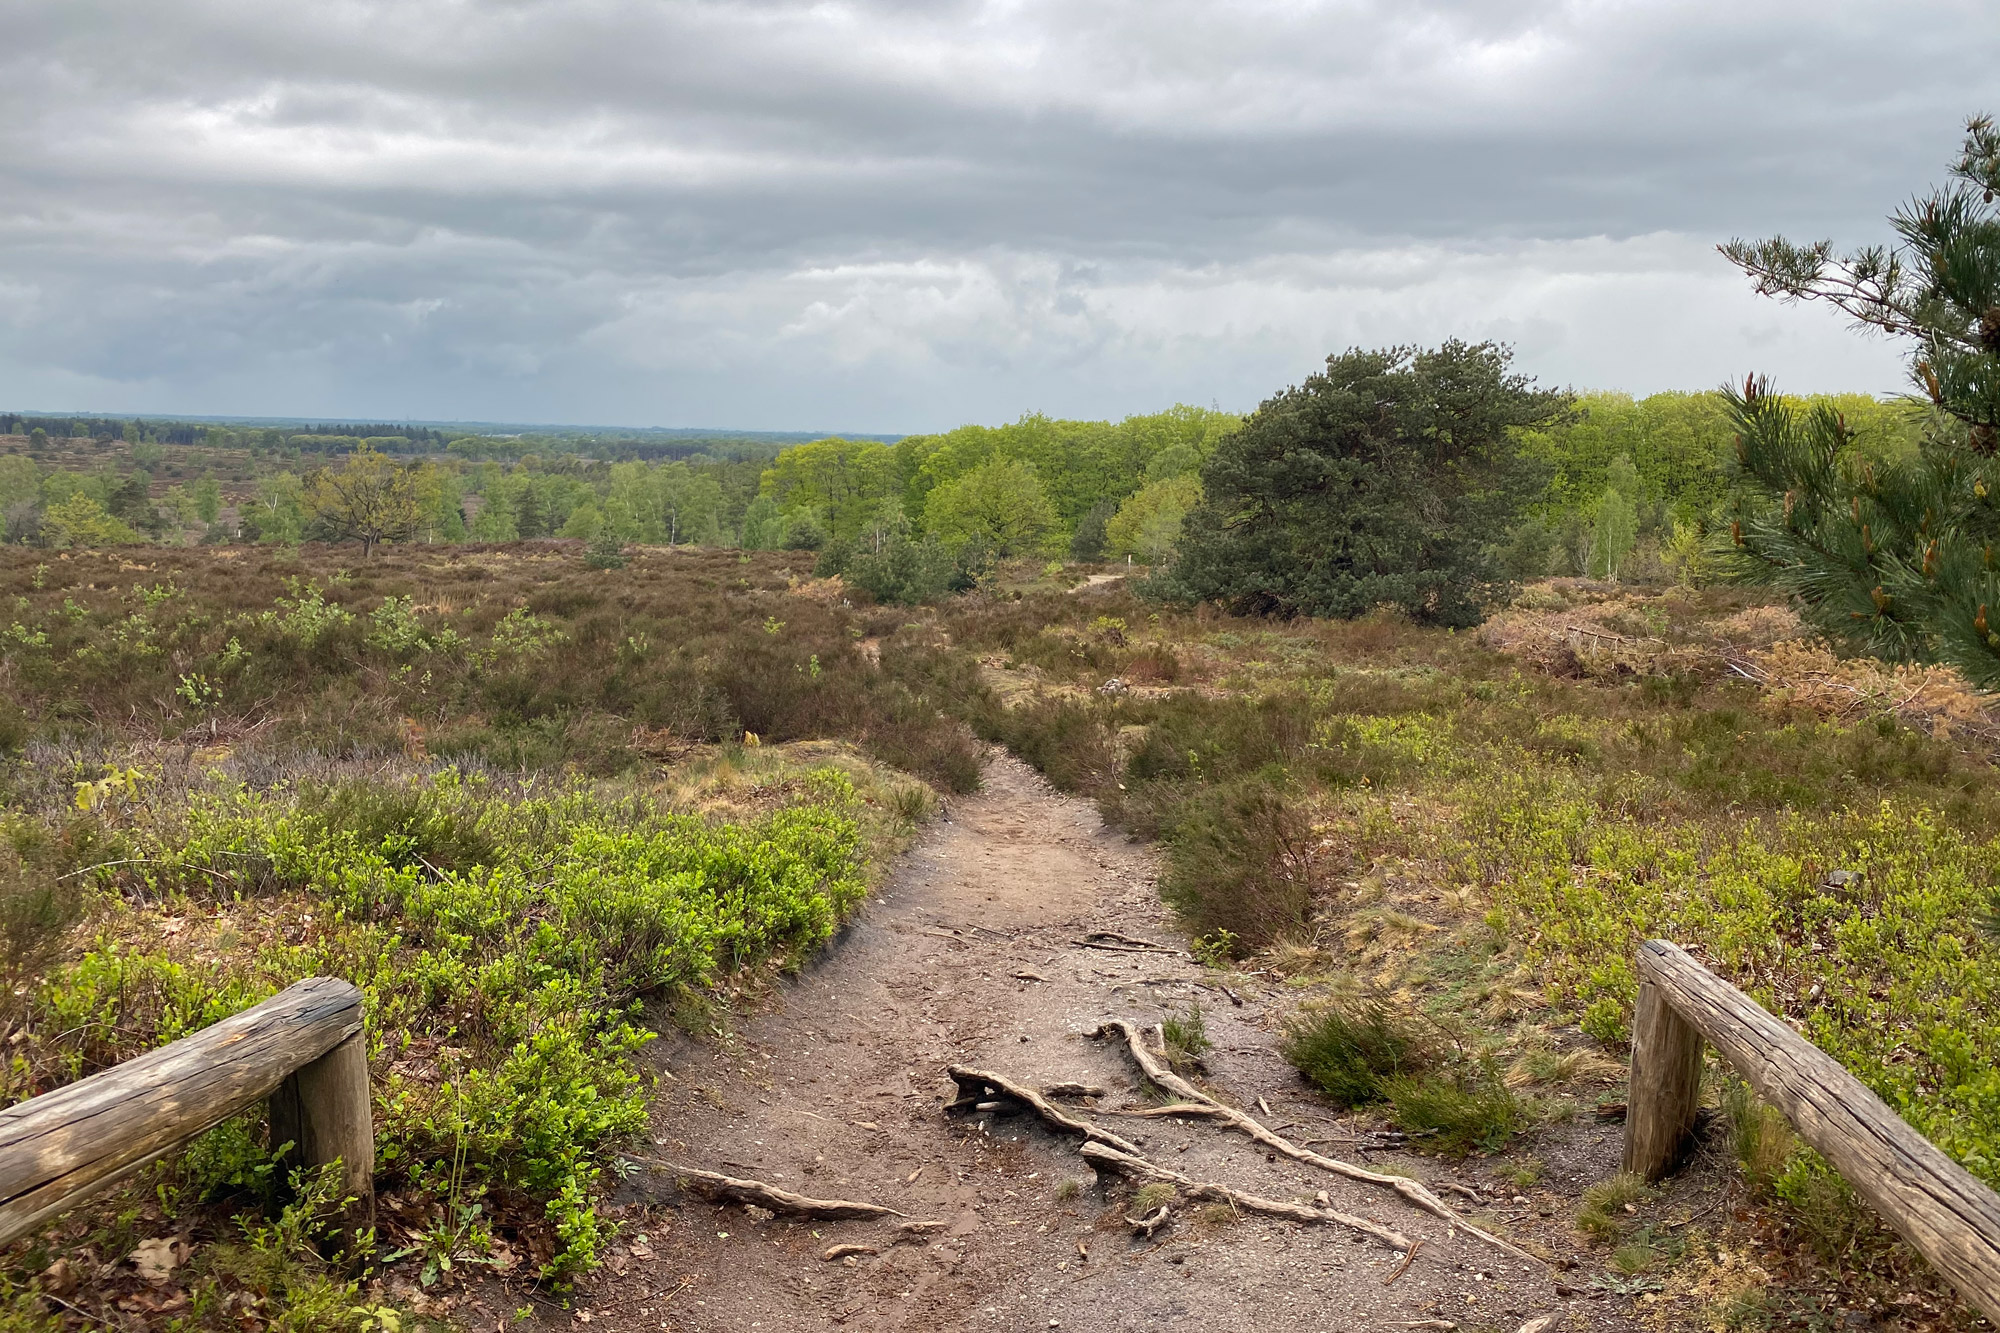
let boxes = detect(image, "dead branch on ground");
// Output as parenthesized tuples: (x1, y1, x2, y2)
(1383, 1238, 1423, 1286)
(822, 1244, 877, 1261)
(1075, 931, 1184, 956)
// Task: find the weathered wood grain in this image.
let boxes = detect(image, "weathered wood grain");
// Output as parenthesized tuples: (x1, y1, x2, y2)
(0, 977, 365, 1248)
(1634, 939, 2000, 1322)
(1622, 979, 1704, 1179)
(270, 1028, 376, 1234)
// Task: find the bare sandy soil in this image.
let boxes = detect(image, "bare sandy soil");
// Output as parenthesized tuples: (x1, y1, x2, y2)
(530, 755, 1667, 1333)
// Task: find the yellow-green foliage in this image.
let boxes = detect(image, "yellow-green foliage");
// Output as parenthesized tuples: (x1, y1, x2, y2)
(23, 767, 868, 1281)
(1460, 778, 2000, 1182)
(941, 585, 2000, 1197)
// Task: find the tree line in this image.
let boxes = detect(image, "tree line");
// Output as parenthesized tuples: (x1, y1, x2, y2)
(0, 384, 1922, 608)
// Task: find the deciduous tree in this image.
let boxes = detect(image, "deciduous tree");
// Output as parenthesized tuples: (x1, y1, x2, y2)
(302, 445, 423, 557)
(921, 457, 1059, 558)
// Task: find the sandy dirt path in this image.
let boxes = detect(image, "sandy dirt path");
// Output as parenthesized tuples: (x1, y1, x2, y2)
(573, 755, 1636, 1332)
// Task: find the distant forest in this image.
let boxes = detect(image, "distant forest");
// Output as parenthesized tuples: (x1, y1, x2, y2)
(0, 389, 1928, 595)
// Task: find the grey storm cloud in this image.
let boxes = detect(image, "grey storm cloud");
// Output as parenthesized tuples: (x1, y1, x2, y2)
(2, 0, 1996, 429)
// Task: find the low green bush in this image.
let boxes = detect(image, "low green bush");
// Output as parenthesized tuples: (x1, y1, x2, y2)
(1380, 1063, 1528, 1156)
(1281, 1000, 1425, 1108)
(21, 767, 869, 1283)
(1160, 1003, 1211, 1075)
(1160, 778, 1316, 951)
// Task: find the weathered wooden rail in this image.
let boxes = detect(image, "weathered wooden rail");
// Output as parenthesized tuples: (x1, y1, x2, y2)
(0, 976, 372, 1247)
(1625, 938, 2000, 1321)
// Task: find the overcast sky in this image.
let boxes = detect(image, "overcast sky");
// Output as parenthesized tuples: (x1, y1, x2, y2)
(3, 1, 1995, 432)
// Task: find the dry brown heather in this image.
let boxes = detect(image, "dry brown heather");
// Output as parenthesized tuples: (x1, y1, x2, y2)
(0, 435, 265, 492)
(0, 542, 985, 792)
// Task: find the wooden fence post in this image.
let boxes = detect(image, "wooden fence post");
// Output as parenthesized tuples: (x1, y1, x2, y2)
(1621, 978, 1704, 1180)
(269, 1028, 375, 1240)
(1627, 939, 2000, 1322)
(0, 977, 367, 1249)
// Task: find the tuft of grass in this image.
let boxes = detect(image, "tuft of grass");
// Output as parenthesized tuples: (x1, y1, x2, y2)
(1576, 1172, 1655, 1244)
(886, 777, 939, 827)
(1721, 1075, 1795, 1192)
(1609, 1224, 1683, 1275)
(1192, 1202, 1239, 1227)
(1160, 1004, 1211, 1075)
(1131, 1182, 1177, 1213)
(1505, 1042, 1623, 1089)
(1281, 1000, 1424, 1108)
(1380, 1064, 1529, 1157)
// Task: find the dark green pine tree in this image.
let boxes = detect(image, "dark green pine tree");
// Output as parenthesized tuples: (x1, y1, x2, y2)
(514, 484, 547, 539)
(1719, 115, 2000, 686)
(1168, 340, 1570, 627)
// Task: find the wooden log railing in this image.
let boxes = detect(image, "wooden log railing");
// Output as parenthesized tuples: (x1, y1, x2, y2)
(0, 976, 372, 1247)
(1624, 938, 2000, 1322)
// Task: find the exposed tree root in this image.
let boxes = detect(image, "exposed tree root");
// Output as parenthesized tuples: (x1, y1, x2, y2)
(1090, 1019, 1540, 1265)
(1102, 1103, 1224, 1119)
(1043, 1081, 1105, 1099)
(1079, 1142, 1412, 1251)
(652, 1162, 907, 1220)
(945, 1066, 1146, 1156)
(821, 1244, 877, 1261)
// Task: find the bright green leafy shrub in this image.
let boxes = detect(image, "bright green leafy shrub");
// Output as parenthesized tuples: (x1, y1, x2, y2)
(23, 767, 867, 1282)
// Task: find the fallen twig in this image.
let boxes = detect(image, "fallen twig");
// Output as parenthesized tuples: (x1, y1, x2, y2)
(1090, 1019, 1540, 1265)
(647, 1161, 907, 1220)
(1125, 1204, 1172, 1237)
(1079, 1142, 1411, 1250)
(1383, 1237, 1423, 1286)
(1086, 930, 1173, 949)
